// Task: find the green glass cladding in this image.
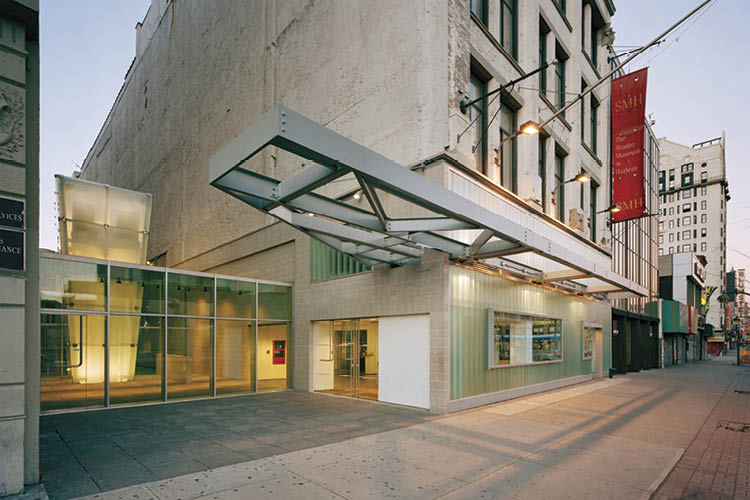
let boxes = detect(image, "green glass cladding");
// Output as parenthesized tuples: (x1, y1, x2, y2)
(450, 266, 611, 401)
(310, 238, 370, 282)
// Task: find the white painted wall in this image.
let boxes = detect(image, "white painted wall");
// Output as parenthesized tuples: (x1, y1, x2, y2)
(378, 315, 430, 409)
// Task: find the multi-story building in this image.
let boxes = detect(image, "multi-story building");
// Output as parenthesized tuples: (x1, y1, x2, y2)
(70, 0, 646, 417)
(657, 134, 729, 329)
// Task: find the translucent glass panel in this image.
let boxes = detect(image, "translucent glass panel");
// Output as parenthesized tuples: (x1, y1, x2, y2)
(40, 258, 107, 311)
(167, 273, 213, 316)
(110, 266, 164, 314)
(56, 175, 152, 264)
(216, 320, 255, 395)
(257, 321, 290, 392)
(258, 284, 291, 320)
(167, 318, 212, 399)
(110, 316, 164, 405)
(40, 314, 105, 411)
(216, 279, 255, 319)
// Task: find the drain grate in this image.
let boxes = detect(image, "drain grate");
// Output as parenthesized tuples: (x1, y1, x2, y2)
(718, 421, 750, 432)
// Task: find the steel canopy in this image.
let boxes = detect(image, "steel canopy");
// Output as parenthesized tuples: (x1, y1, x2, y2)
(209, 104, 646, 297)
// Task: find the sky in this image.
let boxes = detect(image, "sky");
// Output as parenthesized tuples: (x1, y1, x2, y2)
(39, 1, 750, 270)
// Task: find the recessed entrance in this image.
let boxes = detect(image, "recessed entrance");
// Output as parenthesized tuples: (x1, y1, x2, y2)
(314, 318, 379, 401)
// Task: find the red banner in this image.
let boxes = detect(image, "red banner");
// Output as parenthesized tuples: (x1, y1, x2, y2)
(611, 68, 648, 222)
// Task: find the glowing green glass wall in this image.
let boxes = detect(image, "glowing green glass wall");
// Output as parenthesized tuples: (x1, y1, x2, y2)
(310, 238, 370, 282)
(450, 266, 611, 400)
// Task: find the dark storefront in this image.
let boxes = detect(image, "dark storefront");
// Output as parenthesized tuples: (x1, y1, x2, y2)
(612, 309, 660, 373)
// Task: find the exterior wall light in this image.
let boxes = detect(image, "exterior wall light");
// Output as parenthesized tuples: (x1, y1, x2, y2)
(520, 121, 541, 136)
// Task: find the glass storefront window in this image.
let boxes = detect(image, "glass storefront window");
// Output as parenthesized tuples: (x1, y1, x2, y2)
(41, 313, 106, 411)
(40, 258, 107, 311)
(110, 266, 164, 314)
(167, 272, 213, 316)
(167, 317, 212, 399)
(110, 316, 164, 405)
(216, 279, 256, 319)
(258, 284, 291, 320)
(216, 320, 255, 395)
(490, 310, 562, 367)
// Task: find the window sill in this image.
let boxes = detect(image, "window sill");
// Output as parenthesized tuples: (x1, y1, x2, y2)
(489, 359, 564, 369)
(470, 12, 523, 75)
(538, 92, 573, 132)
(551, 2, 573, 32)
(581, 141, 602, 166)
(582, 50, 601, 79)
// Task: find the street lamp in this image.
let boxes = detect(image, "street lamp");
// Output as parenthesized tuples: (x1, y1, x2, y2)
(596, 204, 622, 215)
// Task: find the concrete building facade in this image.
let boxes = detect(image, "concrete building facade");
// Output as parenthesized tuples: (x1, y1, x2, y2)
(0, 0, 39, 495)
(657, 135, 728, 329)
(73, 0, 641, 415)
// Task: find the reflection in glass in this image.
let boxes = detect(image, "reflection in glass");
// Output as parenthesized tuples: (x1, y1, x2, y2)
(40, 258, 107, 311)
(257, 321, 289, 391)
(492, 311, 562, 366)
(110, 316, 164, 405)
(216, 279, 256, 319)
(216, 320, 255, 394)
(583, 327, 594, 360)
(40, 313, 105, 411)
(167, 317, 212, 399)
(258, 284, 291, 320)
(110, 266, 164, 314)
(167, 273, 213, 316)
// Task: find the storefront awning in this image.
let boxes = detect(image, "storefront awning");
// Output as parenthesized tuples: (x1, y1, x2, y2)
(209, 105, 646, 297)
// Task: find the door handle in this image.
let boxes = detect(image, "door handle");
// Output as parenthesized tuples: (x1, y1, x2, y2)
(63, 316, 84, 369)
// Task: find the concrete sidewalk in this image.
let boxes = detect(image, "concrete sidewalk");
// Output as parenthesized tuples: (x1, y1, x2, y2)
(65, 358, 739, 500)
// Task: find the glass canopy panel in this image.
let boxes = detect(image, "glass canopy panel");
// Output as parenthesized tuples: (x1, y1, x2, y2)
(216, 279, 256, 319)
(40, 257, 107, 311)
(167, 273, 214, 317)
(110, 266, 164, 314)
(56, 175, 152, 264)
(258, 284, 291, 320)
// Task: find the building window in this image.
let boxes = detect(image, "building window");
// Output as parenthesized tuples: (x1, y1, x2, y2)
(683, 189, 691, 199)
(590, 181, 598, 242)
(469, 69, 488, 174)
(499, 98, 517, 192)
(658, 234, 664, 244)
(590, 95, 599, 154)
(669, 193, 674, 202)
(580, 80, 587, 140)
(682, 230, 690, 240)
(682, 244, 691, 252)
(669, 246, 674, 254)
(701, 171, 708, 183)
(555, 44, 567, 115)
(659, 221, 664, 231)
(701, 242, 707, 252)
(500, 0, 517, 58)
(669, 169, 675, 181)
(539, 137, 547, 212)
(470, 0, 488, 25)
(682, 203, 691, 213)
(701, 228, 707, 237)
(539, 19, 549, 97)
(669, 233, 674, 242)
(701, 200, 707, 210)
(555, 149, 565, 222)
(701, 214, 707, 223)
(659, 248, 663, 256)
(681, 163, 694, 172)
(682, 173, 694, 187)
(669, 219, 674, 228)
(490, 310, 562, 367)
(701, 186, 707, 195)
(693, 215, 697, 224)
(669, 207, 674, 216)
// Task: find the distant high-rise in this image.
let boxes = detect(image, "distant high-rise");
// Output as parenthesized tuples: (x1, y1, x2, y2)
(657, 134, 728, 329)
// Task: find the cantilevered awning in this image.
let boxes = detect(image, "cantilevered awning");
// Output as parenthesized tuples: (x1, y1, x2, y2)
(209, 105, 646, 297)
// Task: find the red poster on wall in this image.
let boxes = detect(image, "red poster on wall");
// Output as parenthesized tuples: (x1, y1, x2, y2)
(611, 68, 648, 222)
(273, 340, 286, 365)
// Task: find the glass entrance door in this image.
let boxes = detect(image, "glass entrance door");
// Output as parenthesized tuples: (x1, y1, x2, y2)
(316, 318, 378, 401)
